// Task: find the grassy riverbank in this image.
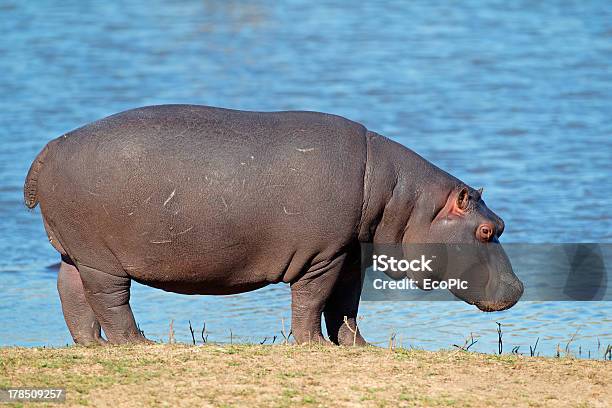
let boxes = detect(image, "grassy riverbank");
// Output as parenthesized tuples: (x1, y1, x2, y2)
(0, 344, 609, 407)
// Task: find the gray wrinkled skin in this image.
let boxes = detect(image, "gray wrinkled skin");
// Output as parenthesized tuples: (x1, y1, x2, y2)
(25, 105, 523, 346)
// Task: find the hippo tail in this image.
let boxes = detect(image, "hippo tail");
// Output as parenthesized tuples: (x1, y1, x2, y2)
(24, 143, 51, 209)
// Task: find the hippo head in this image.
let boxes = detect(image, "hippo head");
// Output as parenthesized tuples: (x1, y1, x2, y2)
(402, 186, 524, 311)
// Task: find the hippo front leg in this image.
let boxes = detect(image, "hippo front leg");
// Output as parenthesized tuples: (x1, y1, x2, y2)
(324, 257, 367, 346)
(290, 254, 348, 344)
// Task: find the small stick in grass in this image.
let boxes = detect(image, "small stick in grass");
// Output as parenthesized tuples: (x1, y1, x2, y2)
(188, 320, 196, 345)
(389, 332, 397, 351)
(530, 337, 539, 357)
(201, 322, 208, 343)
(169, 320, 175, 344)
(343, 316, 358, 346)
(496, 322, 503, 355)
(565, 328, 580, 354)
(281, 318, 291, 344)
(453, 332, 478, 352)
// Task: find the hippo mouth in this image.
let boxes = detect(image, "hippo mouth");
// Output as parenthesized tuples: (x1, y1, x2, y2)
(474, 298, 520, 312)
(472, 278, 524, 312)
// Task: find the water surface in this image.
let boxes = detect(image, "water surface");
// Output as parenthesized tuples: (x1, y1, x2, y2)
(0, 0, 610, 356)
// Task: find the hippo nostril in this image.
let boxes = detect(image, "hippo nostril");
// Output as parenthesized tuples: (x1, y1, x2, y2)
(497, 219, 505, 237)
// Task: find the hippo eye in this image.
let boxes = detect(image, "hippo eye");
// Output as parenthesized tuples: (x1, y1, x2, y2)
(477, 224, 494, 242)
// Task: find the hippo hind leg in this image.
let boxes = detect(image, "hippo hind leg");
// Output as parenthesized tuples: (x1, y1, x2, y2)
(76, 262, 148, 344)
(57, 257, 105, 345)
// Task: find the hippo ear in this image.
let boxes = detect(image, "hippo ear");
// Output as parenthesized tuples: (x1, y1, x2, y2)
(456, 187, 470, 211)
(434, 187, 469, 221)
(477, 187, 484, 196)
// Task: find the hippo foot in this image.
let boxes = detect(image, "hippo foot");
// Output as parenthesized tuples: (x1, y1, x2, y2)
(73, 330, 107, 347)
(293, 333, 333, 346)
(102, 333, 152, 346)
(335, 319, 368, 347)
(77, 328, 108, 347)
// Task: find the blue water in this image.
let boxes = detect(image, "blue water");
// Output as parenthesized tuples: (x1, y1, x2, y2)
(0, 1, 610, 357)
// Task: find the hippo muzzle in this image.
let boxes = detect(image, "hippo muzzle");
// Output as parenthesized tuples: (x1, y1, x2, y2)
(448, 242, 524, 312)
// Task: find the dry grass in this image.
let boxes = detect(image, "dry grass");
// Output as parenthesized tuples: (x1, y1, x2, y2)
(0, 344, 610, 407)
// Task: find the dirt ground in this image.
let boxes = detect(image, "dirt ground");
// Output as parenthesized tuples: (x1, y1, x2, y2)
(0, 344, 609, 407)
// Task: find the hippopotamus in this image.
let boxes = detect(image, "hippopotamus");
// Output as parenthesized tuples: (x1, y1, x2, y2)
(24, 105, 523, 346)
